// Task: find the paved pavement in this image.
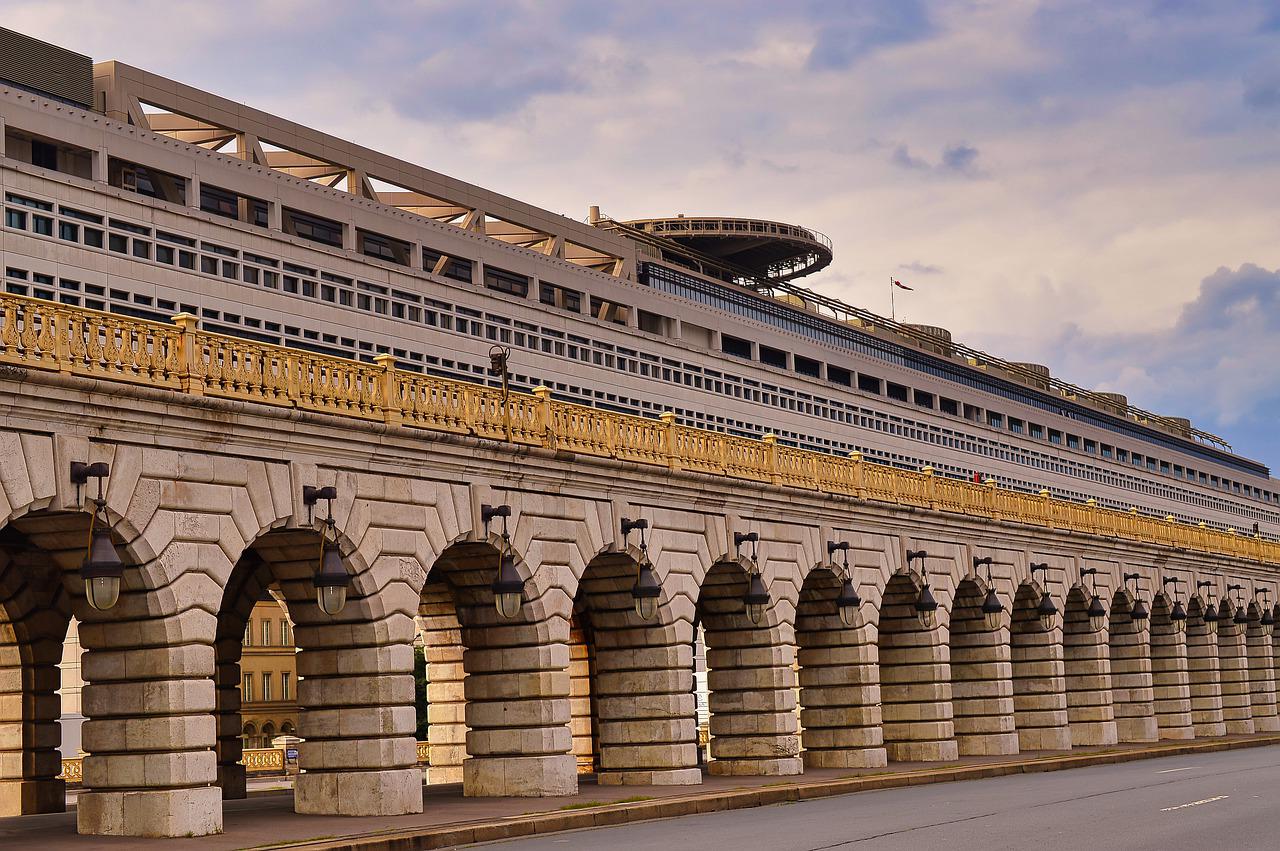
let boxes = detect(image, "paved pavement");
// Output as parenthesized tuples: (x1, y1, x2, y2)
(475, 746, 1280, 851)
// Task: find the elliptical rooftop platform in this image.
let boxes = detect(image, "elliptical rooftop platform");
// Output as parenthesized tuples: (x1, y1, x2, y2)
(622, 215, 833, 281)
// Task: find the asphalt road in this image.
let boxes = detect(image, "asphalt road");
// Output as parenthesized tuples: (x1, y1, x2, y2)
(474, 746, 1280, 851)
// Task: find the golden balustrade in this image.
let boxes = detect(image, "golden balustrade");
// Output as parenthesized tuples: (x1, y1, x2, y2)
(1, 292, 1277, 567)
(59, 757, 83, 783)
(241, 748, 286, 773)
(416, 741, 430, 764)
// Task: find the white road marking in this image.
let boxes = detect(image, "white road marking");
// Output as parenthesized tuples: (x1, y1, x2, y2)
(1156, 767, 1195, 774)
(1161, 795, 1228, 812)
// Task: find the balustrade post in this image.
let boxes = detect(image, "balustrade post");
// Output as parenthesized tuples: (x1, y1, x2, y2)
(1039, 489, 1052, 527)
(849, 451, 866, 499)
(660, 411, 682, 472)
(922, 465, 937, 509)
(52, 307, 72, 373)
(1086, 498, 1099, 534)
(763, 432, 779, 485)
(533, 385, 554, 448)
(169, 312, 205, 396)
(985, 478, 998, 520)
(373, 353, 403, 426)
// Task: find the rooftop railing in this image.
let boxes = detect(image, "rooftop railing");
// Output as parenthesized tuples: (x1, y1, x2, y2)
(1, 292, 1274, 566)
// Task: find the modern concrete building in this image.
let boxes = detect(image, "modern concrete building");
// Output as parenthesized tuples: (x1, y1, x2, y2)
(2, 27, 1280, 841)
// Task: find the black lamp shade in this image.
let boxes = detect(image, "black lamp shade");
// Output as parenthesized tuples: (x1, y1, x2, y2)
(632, 561, 661, 621)
(1130, 597, 1149, 621)
(492, 552, 524, 619)
(1234, 605, 1249, 625)
(1262, 608, 1276, 628)
(836, 577, 862, 627)
(981, 587, 1004, 631)
(82, 526, 124, 611)
(1087, 594, 1108, 633)
(1203, 601, 1220, 626)
(744, 572, 770, 625)
(1170, 599, 1188, 622)
(1037, 591, 1058, 631)
(313, 540, 350, 616)
(915, 583, 938, 629)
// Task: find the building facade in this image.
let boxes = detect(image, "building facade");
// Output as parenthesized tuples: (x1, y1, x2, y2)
(238, 598, 298, 749)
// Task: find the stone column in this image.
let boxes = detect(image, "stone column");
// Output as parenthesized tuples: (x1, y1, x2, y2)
(950, 608, 1018, 756)
(1217, 618, 1255, 735)
(0, 638, 64, 817)
(795, 613, 886, 769)
(704, 627, 802, 775)
(1063, 596, 1117, 746)
(593, 636, 700, 785)
(212, 637, 247, 799)
(1011, 607, 1070, 751)
(461, 617, 577, 796)
(76, 614, 221, 838)
(878, 585, 958, 762)
(292, 616, 421, 817)
(419, 594, 467, 784)
(568, 621, 596, 774)
(1150, 615, 1193, 740)
(1109, 609, 1157, 743)
(1187, 614, 1225, 738)
(1246, 619, 1279, 732)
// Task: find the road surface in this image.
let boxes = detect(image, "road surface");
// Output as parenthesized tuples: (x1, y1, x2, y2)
(475, 745, 1280, 851)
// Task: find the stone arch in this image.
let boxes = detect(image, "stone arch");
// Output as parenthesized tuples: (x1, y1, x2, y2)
(422, 535, 576, 797)
(242, 722, 258, 750)
(1108, 588, 1157, 743)
(1063, 585, 1117, 746)
(949, 576, 1017, 756)
(696, 556, 800, 776)
(1245, 602, 1279, 732)
(794, 563, 884, 769)
(877, 571, 957, 762)
(1217, 598, 1254, 734)
(1149, 592, 1192, 740)
(1186, 595, 1225, 738)
(261, 721, 276, 744)
(214, 526, 420, 817)
(572, 546, 698, 786)
(1010, 580, 1069, 750)
(281, 721, 295, 736)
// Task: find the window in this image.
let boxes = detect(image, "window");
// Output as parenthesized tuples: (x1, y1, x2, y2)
(281, 672, 291, 701)
(939, 397, 959, 416)
(721, 335, 752, 359)
(483, 266, 530, 297)
(1066, 434, 1080, 450)
(4, 209, 25, 229)
(262, 619, 271, 646)
(794, 355, 821, 378)
(857, 373, 882, 394)
(1008, 417, 1024, 434)
(423, 247, 473, 281)
(242, 673, 253, 702)
(1048, 429, 1063, 445)
(284, 208, 344, 247)
(243, 624, 252, 647)
(358, 229, 410, 265)
(107, 158, 187, 204)
(280, 619, 290, 646)
(987, 412, 1004, 429)
(827, 365, 852, 386)
(262, 672, 272, 702)
(886, 382, 909, 402)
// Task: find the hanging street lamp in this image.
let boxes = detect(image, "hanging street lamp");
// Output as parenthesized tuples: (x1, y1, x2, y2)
(827, 541, 862, 627)
(973, 556, 1004, 631)
(1227, 584, 1248, 625)
(1030, 562, 1058, 631)
(482, 504, 524, 620)
(735, 531, 768, 625)
(907, 549, 937, 629)
(303, 486, 351, 616)
(621, 517, 661, 622)
(1124, 572, 1149, 621)
(1080, 567, 1108, 633)
(72, 462, 126, 611)
(1196, 580, 1220, 631)
(1255, 588, 1274, 635)
(1163, 577, 1187, 631)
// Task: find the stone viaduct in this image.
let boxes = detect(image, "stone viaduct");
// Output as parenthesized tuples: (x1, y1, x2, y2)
(2, 300, 1280, 838)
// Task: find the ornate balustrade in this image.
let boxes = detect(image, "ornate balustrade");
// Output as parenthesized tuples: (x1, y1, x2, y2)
(59, 758, 83, 784)
(242, 748, 286, 773)
(416, 742, 430, 765)
(2, 292, 1276, 566)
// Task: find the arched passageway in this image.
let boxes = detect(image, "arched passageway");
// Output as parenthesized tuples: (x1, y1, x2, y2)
(877, 571, 957, 762)
(1108, 589, 1157, 743)
(697, 559, 800, 776)
(794, 566, 884, 769)
(1010, 581, 1070, 751)
(0, 514, 81, 816)
(949, 577, 1017, 755)
(574, 550, 698, 785)
(1063, 585, 1117, 746)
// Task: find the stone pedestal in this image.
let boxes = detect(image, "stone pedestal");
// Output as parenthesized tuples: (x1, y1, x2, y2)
(78, 786, 222, 838)
(1187, 619, 1225, 738)
(705, 633, 803, 776)
(880, 629, 958, 763)
(951, 618, 1019, 757)
(217, 763, 247, 800)
(1247, 625, 1279, 732)
(796, 616, 887, 770)
(1219, 625, 1255, 735)
(1012, 625, 1072, 751)
(463, 754, 578, 796)
(0, 778, 65, 817)
(295, 768, 423, 815)
(1151, 617, 1193, 740)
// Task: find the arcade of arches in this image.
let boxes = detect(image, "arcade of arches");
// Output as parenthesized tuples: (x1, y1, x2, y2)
(1, 430, 1279, 838)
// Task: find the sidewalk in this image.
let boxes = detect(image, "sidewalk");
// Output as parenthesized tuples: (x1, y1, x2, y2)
(6, 734, 1279, 850)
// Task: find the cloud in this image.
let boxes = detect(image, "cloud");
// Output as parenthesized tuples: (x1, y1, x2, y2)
(889, 143, 984, 177)
(899, 261, 943, 274)
(940, 143, 980, 174)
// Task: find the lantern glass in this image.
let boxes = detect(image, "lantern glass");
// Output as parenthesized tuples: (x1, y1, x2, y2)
(1037, 592, 1058, 632)
(917, 607, 937, 630)
(981, 588, 1004, 632)
(496, 590, 522, 620)
(635, 594, 658, 621)
(85, 575, 121, 611)
(317, 583, 347, 616)
(1087, 595, 1107, 633)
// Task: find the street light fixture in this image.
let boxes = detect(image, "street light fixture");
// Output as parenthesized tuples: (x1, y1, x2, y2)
(907, 549, 937, 629)
(72, 462, 125, 611)
(1124, 572, 1149, 621)
(1256, 588, 1274, 635)
(622, 518, 660, 622)
(1197, 580, 1220, 631)
(482, 504, 524, 619)
(827, 541, 862, 627)
(735, 531, 769, 625)
(1030, 562, 1058, 631)
(973, 556, 1003, 631)
(303, 486, 350, 616)
(1227, 584, 1248, 625)
(488, 344, 512, 441)
(1163, 576, 1187, 631)
(1080, 567, 1107, 632)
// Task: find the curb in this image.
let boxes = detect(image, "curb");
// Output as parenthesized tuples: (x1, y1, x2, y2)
(265, 735, 1280, 850)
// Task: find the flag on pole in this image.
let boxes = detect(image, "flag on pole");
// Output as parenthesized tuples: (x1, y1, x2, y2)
(892, 279, 914, 291)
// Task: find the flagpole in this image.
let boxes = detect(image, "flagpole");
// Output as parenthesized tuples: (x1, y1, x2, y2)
(889, 276, 896, 322)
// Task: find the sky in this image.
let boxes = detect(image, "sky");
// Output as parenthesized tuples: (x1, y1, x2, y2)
(7, 0, 1280, 465)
